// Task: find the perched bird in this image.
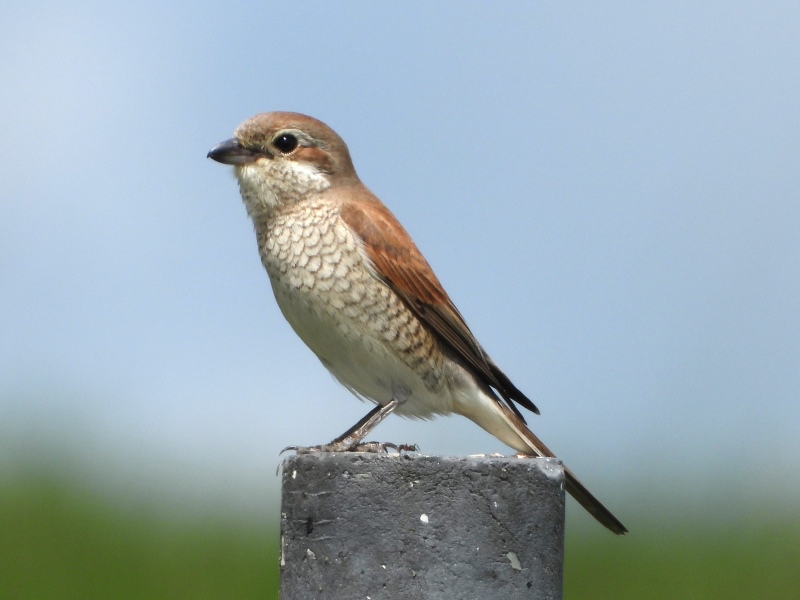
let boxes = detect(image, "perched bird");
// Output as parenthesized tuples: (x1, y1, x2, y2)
(208, 112, 627, 535)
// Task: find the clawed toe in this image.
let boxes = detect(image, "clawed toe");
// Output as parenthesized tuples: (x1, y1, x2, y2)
(280, 441, 419, 455)
(357, 441, 418, 453)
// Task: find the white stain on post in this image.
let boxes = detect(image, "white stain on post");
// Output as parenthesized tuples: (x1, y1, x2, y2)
(506, 551, 522, 571)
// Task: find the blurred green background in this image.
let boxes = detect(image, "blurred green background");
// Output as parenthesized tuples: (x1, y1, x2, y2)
(3, 2, 799, 598)
(2, 441, 798, 598)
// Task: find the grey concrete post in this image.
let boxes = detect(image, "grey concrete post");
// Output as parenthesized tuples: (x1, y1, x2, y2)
(279, 453, 565, 599)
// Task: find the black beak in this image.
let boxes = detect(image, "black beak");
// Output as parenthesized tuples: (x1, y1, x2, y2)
(207, 138, 264, 165)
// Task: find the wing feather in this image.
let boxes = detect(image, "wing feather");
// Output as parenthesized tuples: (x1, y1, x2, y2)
(340, 197, 539, 419)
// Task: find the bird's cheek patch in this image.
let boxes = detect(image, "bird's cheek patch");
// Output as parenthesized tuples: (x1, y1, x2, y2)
(296, 146, 336, 174)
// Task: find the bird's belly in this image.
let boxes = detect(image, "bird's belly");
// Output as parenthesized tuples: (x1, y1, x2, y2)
(260, 211, 451, 418)
(269, 269, 452, 419)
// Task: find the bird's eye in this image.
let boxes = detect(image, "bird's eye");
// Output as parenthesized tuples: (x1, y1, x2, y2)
(273, 133, 299, 154)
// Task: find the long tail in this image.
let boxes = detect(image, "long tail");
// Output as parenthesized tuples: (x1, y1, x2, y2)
(464, 398, 628, 535)
(563, 465, 628, 535)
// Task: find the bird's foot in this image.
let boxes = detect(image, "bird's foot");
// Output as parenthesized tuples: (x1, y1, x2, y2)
(369, 442, 418, 453)
(281, 441, 418, 455)
(281, 400, 417, 456)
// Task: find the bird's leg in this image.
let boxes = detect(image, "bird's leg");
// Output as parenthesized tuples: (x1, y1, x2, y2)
(329, 399, 399, 451)
(283, 399, 416, 454)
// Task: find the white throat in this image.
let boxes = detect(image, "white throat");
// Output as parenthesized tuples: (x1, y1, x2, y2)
(235, 160, 332, 219)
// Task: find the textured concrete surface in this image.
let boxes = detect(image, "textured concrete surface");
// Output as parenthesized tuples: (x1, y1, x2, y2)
(279, 453, 565, 599)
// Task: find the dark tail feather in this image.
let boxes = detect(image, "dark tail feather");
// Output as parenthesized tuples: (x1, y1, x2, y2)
(494, 403, 628, 535)
(564, 467, 628, 535)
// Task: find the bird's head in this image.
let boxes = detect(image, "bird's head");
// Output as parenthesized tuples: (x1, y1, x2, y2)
(208, 112, 359, 217)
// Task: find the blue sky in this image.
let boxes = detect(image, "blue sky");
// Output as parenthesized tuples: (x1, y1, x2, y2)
(2, 2, 798, 523)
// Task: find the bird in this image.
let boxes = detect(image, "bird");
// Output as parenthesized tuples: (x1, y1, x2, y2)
(208, 112, 627, 535)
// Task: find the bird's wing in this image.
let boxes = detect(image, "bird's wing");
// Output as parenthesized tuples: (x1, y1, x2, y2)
(340, 196, 539, 419)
